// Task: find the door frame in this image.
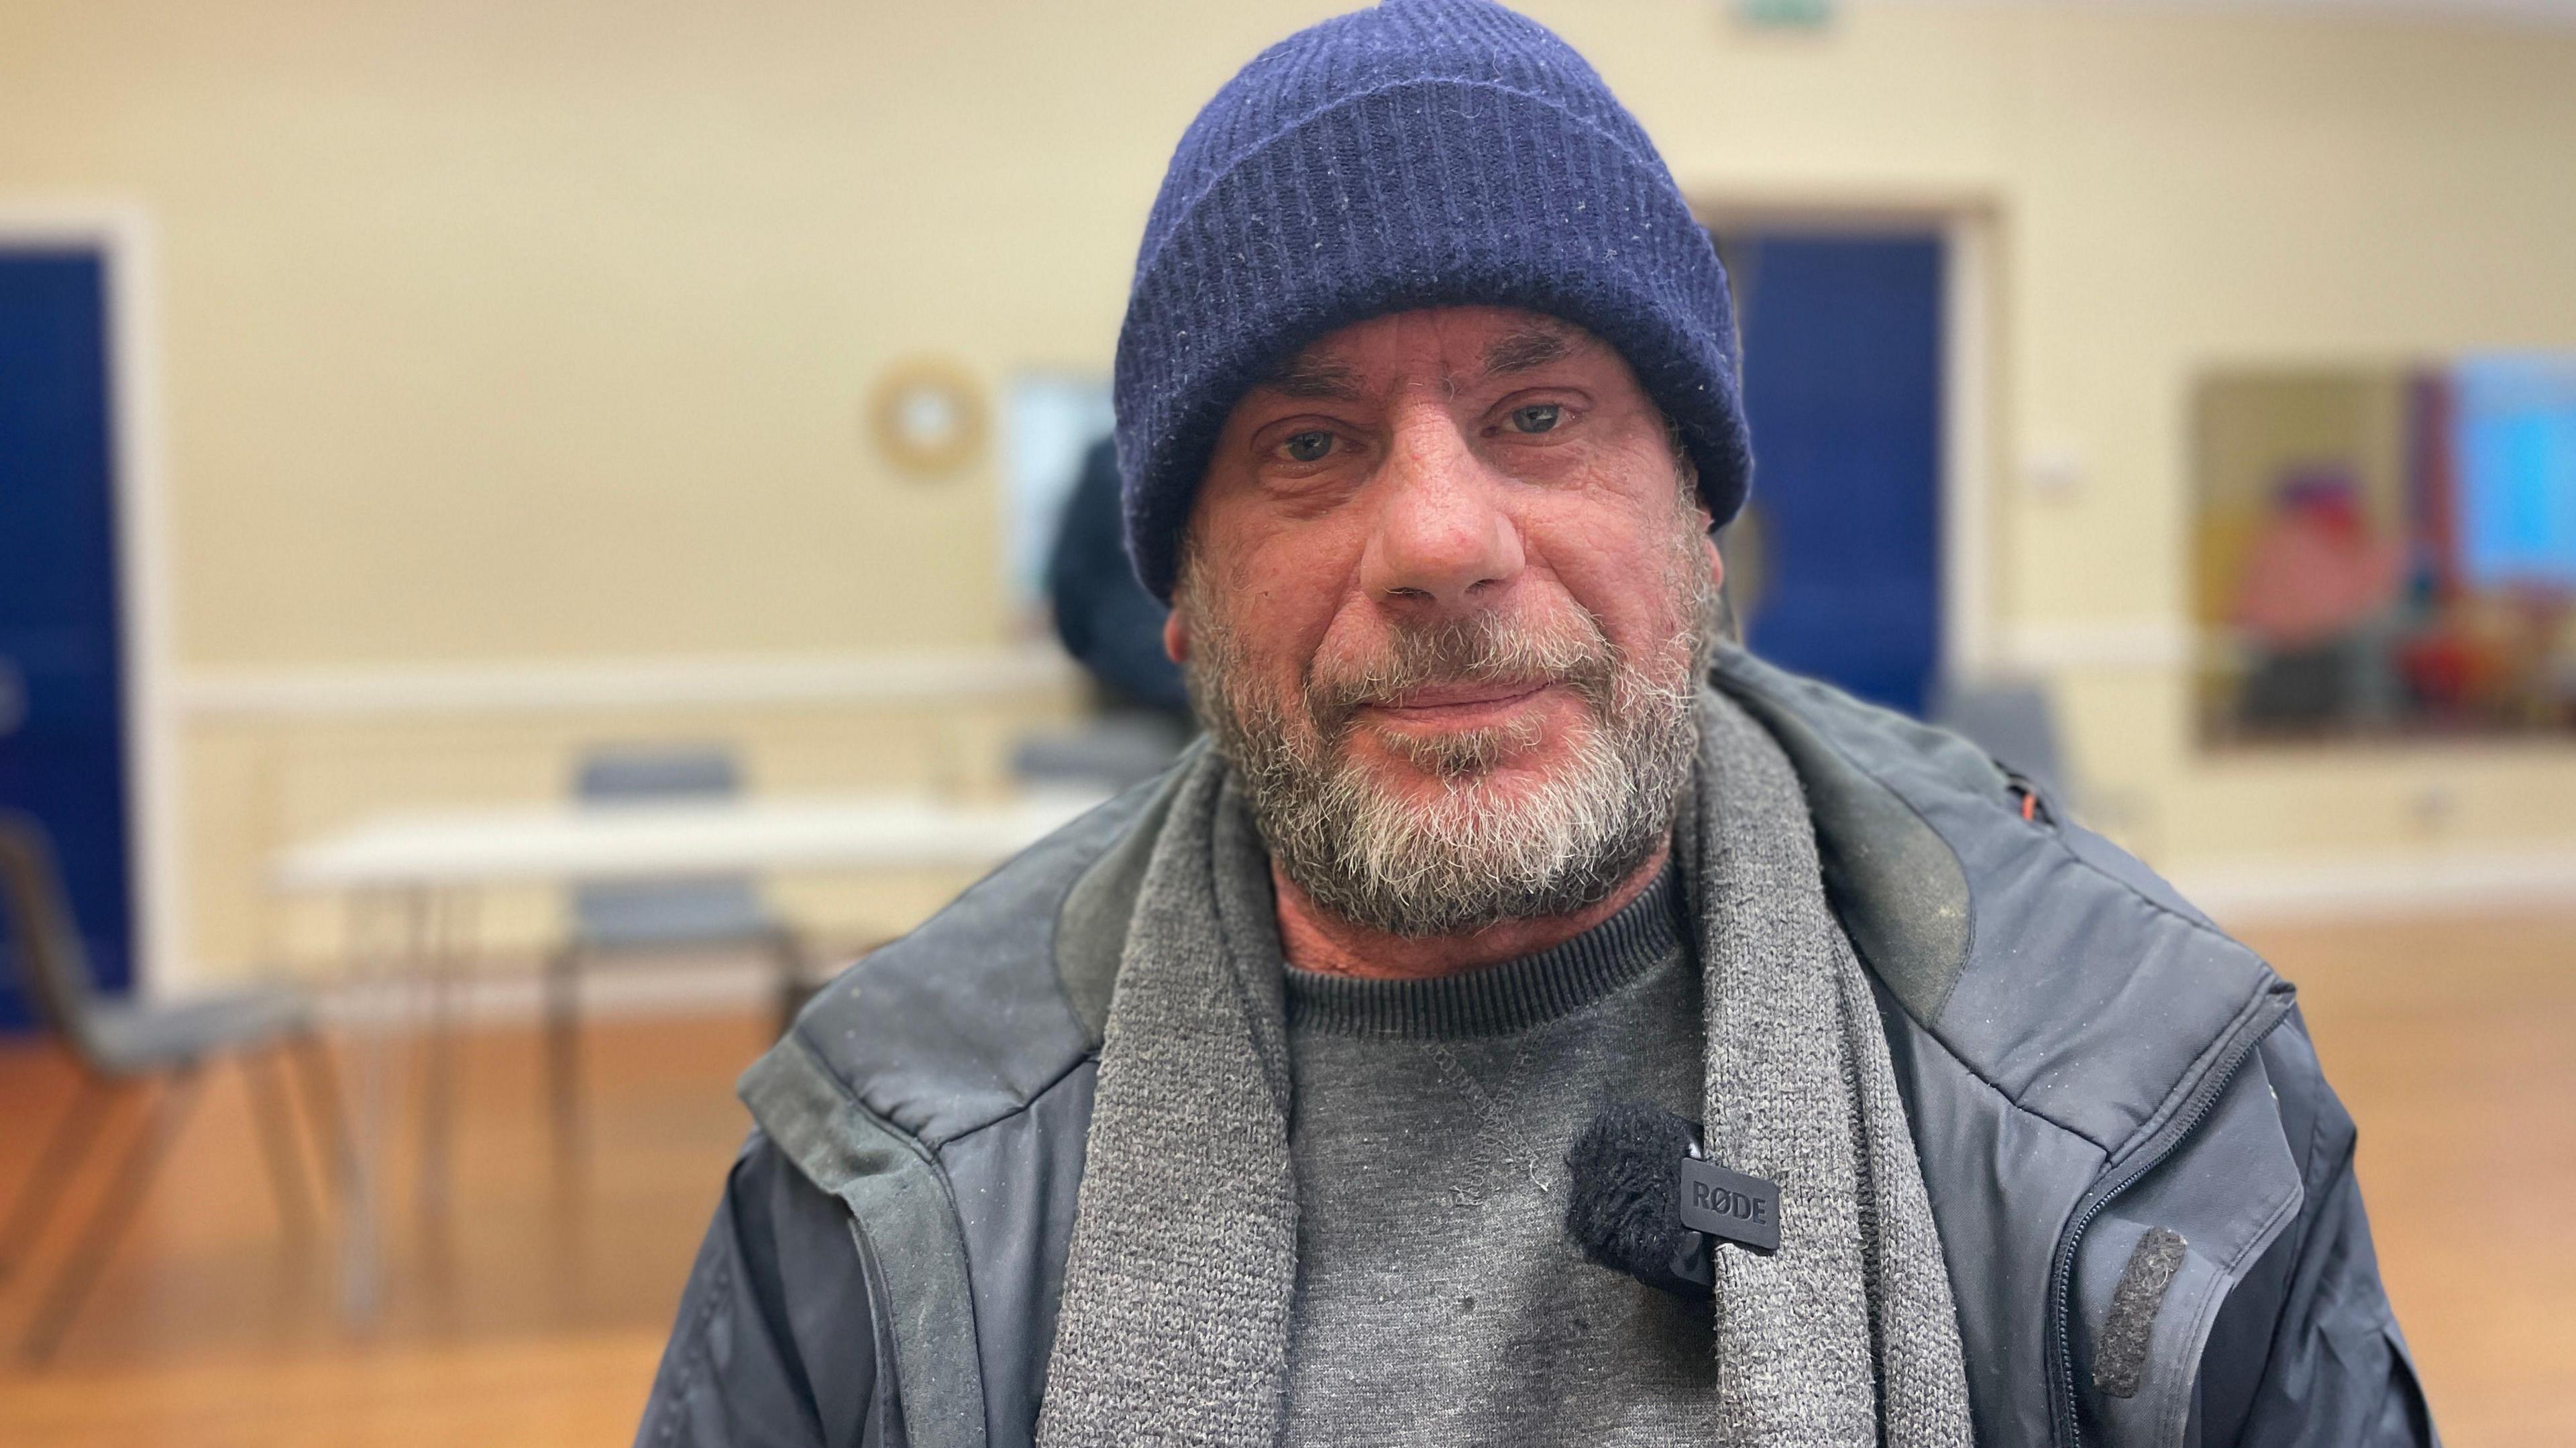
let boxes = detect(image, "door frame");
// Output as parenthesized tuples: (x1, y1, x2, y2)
(0, 204, 184, 1001)
(1693, 197, 2004, 687)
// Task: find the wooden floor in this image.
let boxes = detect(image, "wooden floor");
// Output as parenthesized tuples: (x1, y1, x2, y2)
(0, 1009, 768, 1447)
(2239, 910, 2576, 1448)
(0, 911, 2569, 1446)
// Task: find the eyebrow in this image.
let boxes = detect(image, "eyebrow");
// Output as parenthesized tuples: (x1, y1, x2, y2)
(1255, 321, 1580, 402)
(1482, 325, 1574, 377)
(1259, 353, 1364, 400)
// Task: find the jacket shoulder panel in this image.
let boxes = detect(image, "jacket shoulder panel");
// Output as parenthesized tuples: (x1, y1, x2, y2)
(1713, 658, 1978, 1023)
(738, 1036, 985, 1448)
(1870, 975, 2103, 1447)
(1715, 649, 2294, 1156)
(940, 1060, 1099, 1448)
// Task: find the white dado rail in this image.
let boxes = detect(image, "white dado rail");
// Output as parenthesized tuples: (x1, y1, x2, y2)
(168, 631, 2184, 719)
(1998, 619, 2192, 674)
(168, 644, 1083, 719)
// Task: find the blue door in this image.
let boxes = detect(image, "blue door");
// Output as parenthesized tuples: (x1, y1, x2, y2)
(0, 250, 133, 1029)
(1727, 233, 1944, 718)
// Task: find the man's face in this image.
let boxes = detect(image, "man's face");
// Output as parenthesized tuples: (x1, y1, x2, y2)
(1170, 305, 1723, 936)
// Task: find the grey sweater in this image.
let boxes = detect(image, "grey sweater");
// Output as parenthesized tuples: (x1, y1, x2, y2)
(1250, 865, 1726, 1444)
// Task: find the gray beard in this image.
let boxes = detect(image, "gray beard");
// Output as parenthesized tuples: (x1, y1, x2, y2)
(1183, 566, 1714, 939)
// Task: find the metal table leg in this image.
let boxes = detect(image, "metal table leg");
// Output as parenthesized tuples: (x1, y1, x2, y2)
(336, 883, 429, 1323)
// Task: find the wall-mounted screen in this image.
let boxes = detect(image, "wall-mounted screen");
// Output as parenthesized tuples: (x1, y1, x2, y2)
(2455, 357, 2576, 594)
(2194, 358, 2576, 745)
(1002, 372, 1116, 622)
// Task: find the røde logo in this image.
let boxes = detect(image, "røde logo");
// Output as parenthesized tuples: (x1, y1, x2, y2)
(1691, 1179, 1770, 1227)
(1677, 1157, 1781, 1254)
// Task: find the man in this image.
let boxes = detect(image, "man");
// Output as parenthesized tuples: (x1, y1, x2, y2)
(638, 3, 2433, 1445)
(1046, 437, 1191, 726)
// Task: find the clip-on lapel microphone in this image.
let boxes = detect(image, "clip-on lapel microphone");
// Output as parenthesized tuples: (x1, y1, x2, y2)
(1562, 1101, 1780, 1300)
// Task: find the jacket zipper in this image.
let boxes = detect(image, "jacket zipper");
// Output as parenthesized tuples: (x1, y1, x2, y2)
(2045, 993, 2293, 1448)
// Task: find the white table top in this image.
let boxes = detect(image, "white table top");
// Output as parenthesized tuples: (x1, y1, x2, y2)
(272, 788, 1112, 893)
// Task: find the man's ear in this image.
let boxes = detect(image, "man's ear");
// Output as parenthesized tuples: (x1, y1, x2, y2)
(1163, 610, 1189, 665)
(1688, 498, 1725, 594)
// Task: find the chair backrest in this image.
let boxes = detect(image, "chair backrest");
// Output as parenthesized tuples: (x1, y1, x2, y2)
(1007, 714, 1187, 793)
(568, 746, 769, 949)
(1931, 677, 2072, 804)
(0, 812, 109, 1065)
(577, 747, 740, 803)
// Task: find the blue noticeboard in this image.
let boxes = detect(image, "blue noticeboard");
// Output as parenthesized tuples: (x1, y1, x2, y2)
(2454, 356, 2576, 592)
(0, 251, 133, 1029)
(1729, 233, 1945, 719)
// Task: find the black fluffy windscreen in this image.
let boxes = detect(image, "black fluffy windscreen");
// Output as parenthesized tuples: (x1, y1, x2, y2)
(1562, 1101, 1712, 1299)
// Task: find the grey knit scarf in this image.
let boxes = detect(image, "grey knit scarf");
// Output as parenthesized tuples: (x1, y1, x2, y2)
(1036, 689, 1974, 1446)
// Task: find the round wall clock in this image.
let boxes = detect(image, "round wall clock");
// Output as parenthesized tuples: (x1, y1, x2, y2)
(868, 357, 987, 480)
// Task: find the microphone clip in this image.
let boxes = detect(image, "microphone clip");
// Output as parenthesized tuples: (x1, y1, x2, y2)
(1564, 1101, 1780, 1300)
(1677, 1135, 1780, 1256)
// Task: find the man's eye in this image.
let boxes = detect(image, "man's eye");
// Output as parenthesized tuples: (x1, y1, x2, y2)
(1282, 430, 1336, 463)
(1508, 403, 1562, 435)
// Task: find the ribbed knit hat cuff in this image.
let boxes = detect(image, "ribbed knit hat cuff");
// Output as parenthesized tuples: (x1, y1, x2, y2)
(1115, 76, 1753, 602)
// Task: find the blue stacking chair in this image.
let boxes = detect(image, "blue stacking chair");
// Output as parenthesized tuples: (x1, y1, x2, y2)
(0, 812, 354, 1363)
(543, 746, 804, 1154)
(1931, 676, 2073, 808)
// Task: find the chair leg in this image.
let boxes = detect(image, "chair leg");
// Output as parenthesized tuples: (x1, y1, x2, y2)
(20, 1066, 206, 1365)
(545, 947, 584, 1158)
(770, 929, 810, 1036)
(243, 1053, 317, 1245)
(0, 1075, 114, 1282)
(286, 1032, 359, 1217)
(416, 958, 462, 1217)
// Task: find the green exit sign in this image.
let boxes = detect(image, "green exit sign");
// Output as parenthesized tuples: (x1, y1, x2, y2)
(1739, 0, 1833, 29)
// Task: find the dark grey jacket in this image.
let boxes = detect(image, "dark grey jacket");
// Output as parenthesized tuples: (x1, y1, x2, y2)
(637, 651, 2436, 1448)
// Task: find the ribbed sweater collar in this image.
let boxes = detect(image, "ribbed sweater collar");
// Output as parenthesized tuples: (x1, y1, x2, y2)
(1281, 865, 1682, 1041)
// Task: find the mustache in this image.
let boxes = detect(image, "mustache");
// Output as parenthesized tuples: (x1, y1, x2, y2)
(1303, 609, 1619, 740)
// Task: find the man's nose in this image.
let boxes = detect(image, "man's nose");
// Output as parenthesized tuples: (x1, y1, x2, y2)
(1357, 408, 1523, 614)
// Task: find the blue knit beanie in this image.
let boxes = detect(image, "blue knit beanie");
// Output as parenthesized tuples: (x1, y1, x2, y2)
(1115, 0, 1752, 602)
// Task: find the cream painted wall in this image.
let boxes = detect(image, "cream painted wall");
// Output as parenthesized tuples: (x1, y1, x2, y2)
(3, 1, 2571, 983)
(0, 1, 1336, 665)
(1591, 1, 2576, 869)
